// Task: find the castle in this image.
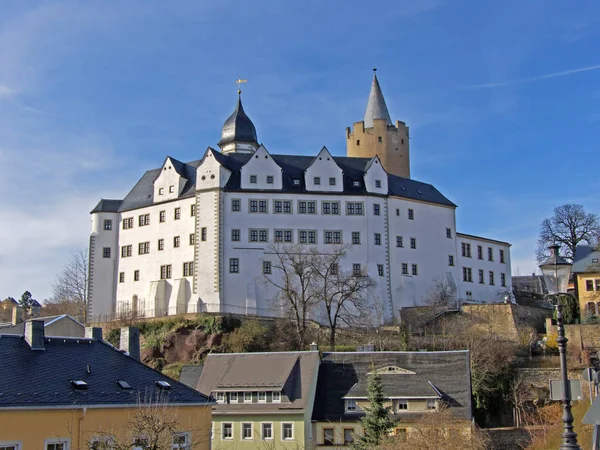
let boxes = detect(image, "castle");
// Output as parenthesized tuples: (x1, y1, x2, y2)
(88, 71, 512, 322)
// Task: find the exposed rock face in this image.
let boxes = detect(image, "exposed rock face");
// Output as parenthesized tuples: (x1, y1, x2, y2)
(141, 329, 222, 365)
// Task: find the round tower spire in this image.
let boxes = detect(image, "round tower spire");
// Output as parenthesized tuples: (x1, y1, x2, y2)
(218, 80, 258, 154)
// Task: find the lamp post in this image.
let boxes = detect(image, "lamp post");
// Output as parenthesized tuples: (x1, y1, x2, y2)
(540, 244, 579, 449)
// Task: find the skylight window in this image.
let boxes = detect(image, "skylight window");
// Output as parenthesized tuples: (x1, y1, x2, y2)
(116, 380, 132, 390)
(155, 380, 171, 390)
(70, 380, 88, 390)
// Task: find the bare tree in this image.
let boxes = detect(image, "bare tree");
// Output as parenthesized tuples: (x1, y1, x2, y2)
(310, 245, 374, 350)
(263, 244, 320, 348)
(536, 204, 600, 262)
(88, 393, 209, 449)
(48, 249, 88, 322)
(424, 275, 457, 308)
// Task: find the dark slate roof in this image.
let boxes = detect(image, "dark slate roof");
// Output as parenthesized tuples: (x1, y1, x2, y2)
(91, 150, 455, 214)
(312, 351, 471, 422)
(218, 95, 258, 148)
(90, 199, 122, 214)
(364, 73, 392, 128)
(0, 335, 212, 408)
(573, 245, 600, 273)
(0, 314, 83, 336)
(189, 351, 320, 415)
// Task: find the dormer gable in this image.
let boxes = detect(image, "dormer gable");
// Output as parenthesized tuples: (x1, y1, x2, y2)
(364, 155, 388, 194)
(196, 148, 232, 190)
(305, 147, 344, 192)
(153, 156, 188, 202)
(240, 145, 282, 190)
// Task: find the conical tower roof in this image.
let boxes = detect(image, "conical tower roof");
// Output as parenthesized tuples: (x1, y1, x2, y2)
(218, 92, 258, 149)
(363, 71, 392, 128)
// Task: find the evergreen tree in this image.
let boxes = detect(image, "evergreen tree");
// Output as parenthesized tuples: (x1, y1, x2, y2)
(18, 291, 35, 313)
(354, 368, 396, 449)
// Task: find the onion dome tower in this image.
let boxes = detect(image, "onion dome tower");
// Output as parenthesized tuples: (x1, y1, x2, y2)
(218, 89, 259, 154)
(346, 69, 411, 178)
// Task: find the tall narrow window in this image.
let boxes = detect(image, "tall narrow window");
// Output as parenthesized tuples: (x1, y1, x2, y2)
(489, 271, 495, 285)
(488, 247, 494, 261)
(408, 209, 414, 220)
(263, 261, 272, 274)
(314, 176, 321, 185)
(448, 255, 454, 266)
(352, 232, 361, 245)
(174, 208, 181, 220)
(446, 228, 452, 239)
(190, 233, 195, 245)
(377, 264, 384, 277)
(410, 238, 416, 249)
(374, 233, 381, 246)
(103, 247, 111, 258)
(329, 177, 336, 186)
(232, 199, 241, 212)
(160, 265, 172, 280)
(229, 258, 239, 273)
(500, 249, 505, 263)
(353, 264, 361, 277)
(396, 236, 403, 248)
(134, 270, 140, 281)
(411, 264, 418, 276)
(158, 239, 164, 251)
(103, 220, 112, 231)
(231, 229, 240, 242)
(402, 263, 408, 275)
(501, 273, 506, 287)
(190, 204, 196, 216)
(373, 204, 380, 216)
(159, 210, 166, 223)
(173, 236, 180, 248)
(201, 227, 207, 241)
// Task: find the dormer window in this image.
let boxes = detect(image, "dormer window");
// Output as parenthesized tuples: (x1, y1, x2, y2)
(352, 180, 360, 187)
(244, 392, 252, 402)
(158, 187, 164, 195)
(216, 392, 225, 403)
(266, 175, 274, 184)
(375, 180, 381, 188)
(394, 400, 408, 411)
(314, 177, 321, 185)
(346, 399, 358, 412)
(272, 391, 281, 403)
(250, 175, 257, 184)
(427, 399, 437, 410)
(258, 392, 267, 403)
(292, 179, 300, 186)
(230, 392, 238, 402)
(329, 177, 336, 186)
(169, 185, 174, 193)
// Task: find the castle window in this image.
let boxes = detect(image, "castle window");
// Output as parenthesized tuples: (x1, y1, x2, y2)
(159, 211, 166, 223)
(174, 208, 181, 220)
(102, 247, 111, 258)
(356, 140, 360, 146)
(201, 227, 207, 241)
(121, 245, 132, 258)
(231, 229, 240, 242)
(378, 136, 383, 142)
(138, 242, 150, 255)
(190, 233, 195, 245)
(378, 264, 384, 277)
(232, 199, 241, 212)
(408, 209, 414, 220)
(477, 245, 483, 259)
(158, 187, 164, 195)
(446, 228, 452, 239)
(488, 247, 494, 261)
(250, 175, 257, 184)
(461, 243, 471, 258)
(396, 208, 400, 216)
(173, 236, 180, 248)
(329, 177, 336, 186)
(119, 272, 125, 283)
(401, 139, 405, 145)
(352, 180, 361, 187)
(331, 263, 339, 275)
(263, 261, 272, 274)
(183, 262, 194, 277)
(103, 219, 112, 231)
(410, 238, 416, 249)
(266, 175, 274, 184)
(352, 232, 361, 245)
(375, 180, 381, 188)
(374, 233, 381, 246)
(160, 265, 172, 280)
(500, 249, 505, 263)
(489, 271, 495, 285)
(402, 263, 408, 275)
(314, 177, 321, 185)
(449, 255, 454, 266)
(292, 178, 300, 185)
(122, 217, 134, 229)
(169, 185, 174, 193)
(396, 236, 403, 248)
(191, 204, 195, 216)
(229, 258, 239, 273)
(412, 264, 418, 276)
(463, 267, 472, 282)
(353, 264, 362, 277)
(373, 204, 380, 216)
(158, 239, 164, 251)
(134, 270, 140, 281)
(139, 214, 150, 226)
(501, 273, 506, 287)
(479, 269, 484, 284)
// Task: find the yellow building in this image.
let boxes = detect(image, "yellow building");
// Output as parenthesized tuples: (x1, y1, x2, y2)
(311, 351, 472, 447)
(180, 351, 321, 450)
(0, 323, 213, 449)
(573, 245, 600, 319)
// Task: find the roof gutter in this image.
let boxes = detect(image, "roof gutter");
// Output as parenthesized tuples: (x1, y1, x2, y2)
(0, 402, 214, 411)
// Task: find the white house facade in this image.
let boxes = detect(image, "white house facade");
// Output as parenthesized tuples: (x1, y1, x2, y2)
(88, 74, 512, 322)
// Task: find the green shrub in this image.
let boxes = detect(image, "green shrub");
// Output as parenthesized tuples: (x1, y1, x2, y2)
(223, 319, 270, 353)
(105, 328, 120, 347)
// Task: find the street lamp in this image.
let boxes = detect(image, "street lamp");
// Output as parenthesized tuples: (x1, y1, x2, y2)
(540, 244, 579, 449)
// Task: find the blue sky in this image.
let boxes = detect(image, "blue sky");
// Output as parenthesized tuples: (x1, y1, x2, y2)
(1, 0, 599, 301)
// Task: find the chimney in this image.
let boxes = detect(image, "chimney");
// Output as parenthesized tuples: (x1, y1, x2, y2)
(11, 306, 23, 326)
(24, 320, 45, 350)
(85, 327, 103, 340)
(119, 327, 140, 361)
(310, 342, 318, 352)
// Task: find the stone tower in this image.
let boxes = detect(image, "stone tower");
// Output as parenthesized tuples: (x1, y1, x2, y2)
(346, 70, 410, 178)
